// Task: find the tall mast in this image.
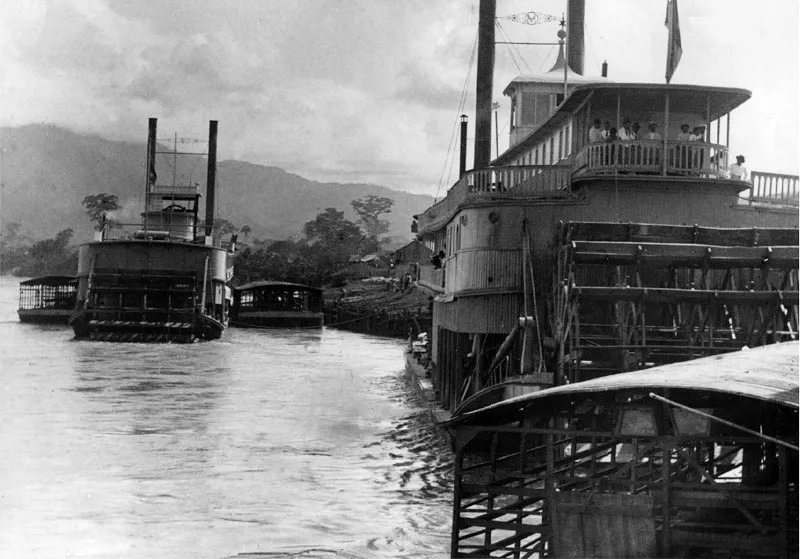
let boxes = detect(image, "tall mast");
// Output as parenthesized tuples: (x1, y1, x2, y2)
(474, 0, 496, 169)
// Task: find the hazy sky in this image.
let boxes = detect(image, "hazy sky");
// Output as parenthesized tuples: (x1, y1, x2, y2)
(2, 0, 798, 195)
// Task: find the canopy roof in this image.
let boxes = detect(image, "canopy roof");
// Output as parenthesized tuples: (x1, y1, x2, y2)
(234, 280, 321, 293)
(19, 276, 76, 286)
(503, 46, 611, 94)
(450, 342, 799, 427)
(494, 82, 752, 165)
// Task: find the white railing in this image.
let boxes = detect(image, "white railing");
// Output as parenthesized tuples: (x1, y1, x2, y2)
(466, 165, 572, 195)
(100, 221, 231, 246)
(575, 140, 730, 178)
(749, 171, 800, 206)
(416, 166, 571, 234)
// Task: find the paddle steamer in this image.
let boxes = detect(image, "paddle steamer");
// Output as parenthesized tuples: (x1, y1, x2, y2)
(410, 1, 799, 555)
(69, 119, 234, 342)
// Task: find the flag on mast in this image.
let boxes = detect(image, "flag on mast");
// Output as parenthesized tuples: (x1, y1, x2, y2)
(664, 0, 682, 83)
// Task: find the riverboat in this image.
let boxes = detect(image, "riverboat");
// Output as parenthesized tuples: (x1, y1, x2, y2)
(231, 281, 323, 328)
(17, 276, 76, 324)
(410, 0, 799, 555)
(68, 118, 234, 342)
(414, 0, 799, 422)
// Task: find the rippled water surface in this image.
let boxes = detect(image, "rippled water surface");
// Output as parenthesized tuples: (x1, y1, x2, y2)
(0, 277, 453, 558)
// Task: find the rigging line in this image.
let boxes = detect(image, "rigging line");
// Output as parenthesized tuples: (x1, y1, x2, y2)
(537, 45, 556, 73)
(435, 29, 478, 201)
(527, 226, 545, 371)
(649, 393, 800, 452)
(495, 21, 522, 73)
(582, 16, 603, 74)
(496, 20, 533, 75)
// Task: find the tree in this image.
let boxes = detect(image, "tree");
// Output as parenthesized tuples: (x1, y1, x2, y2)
(214, 218, 238, 237)
(82, 193, 121, 230)
(29, 228, 74, 260)
(351, 195, 394, 240)
(240, 225, 252, 245)
(303, 208, 366, 270)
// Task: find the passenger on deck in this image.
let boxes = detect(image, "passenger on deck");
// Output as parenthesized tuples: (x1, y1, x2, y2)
(729, 155, 749, 181)
(606, 127, 618, 142)
(431, 250, 445, 269)
(589, 119, 604, 143)
(601, 121, 612, 140)
(632, 122, 641, 139)
(618, 120, 635, 140)
(643, 122, 661, 140)
(676, 123, 692, 141)
(690, 125, 706, 141)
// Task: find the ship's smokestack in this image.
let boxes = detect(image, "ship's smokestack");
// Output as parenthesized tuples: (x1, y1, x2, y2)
(205, 120, 218, 236)
(459, 114, 468, 178)
(144, 118, 158, 230)
(567, 0, 585, 75)
(474, 0, 495, 169)
(147, 118, 157, 192)
(602, 60, 608, 77)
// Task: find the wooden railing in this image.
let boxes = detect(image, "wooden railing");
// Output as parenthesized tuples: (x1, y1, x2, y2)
(417, 166, 571, 234)
(749, 171, 800, 206)
(466, 165, 572, 195)
(416, 151, 798, 237)
(575, 140, 730, 178)
(417, 263, 445, 293)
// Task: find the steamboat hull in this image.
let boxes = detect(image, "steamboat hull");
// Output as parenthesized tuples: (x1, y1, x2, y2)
(70, 240, 230, 343)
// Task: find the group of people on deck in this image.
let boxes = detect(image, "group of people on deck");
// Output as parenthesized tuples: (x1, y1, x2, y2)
(589, 119, 663, 143)
(587, 119, 748, 180)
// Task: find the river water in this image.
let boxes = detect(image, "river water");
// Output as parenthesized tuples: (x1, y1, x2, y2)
(0, 277, 453, 559)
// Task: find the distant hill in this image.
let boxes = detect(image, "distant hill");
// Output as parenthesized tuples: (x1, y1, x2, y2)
(0, 124, 434, 244)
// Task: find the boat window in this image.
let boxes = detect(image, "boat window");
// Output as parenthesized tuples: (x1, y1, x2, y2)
(510, 96, 517, 130)
(556, 131, 562, 161)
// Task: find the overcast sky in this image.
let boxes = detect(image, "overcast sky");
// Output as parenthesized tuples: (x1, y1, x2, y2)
(2, 0, 797, 195)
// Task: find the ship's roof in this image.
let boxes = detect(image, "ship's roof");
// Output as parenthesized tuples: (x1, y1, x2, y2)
(19, 275, 76, 286)
(493, 82, 752, 166)
(450, 341, 799, 427)
(504, 44, 613, 92)
(234, 280, 322, 293)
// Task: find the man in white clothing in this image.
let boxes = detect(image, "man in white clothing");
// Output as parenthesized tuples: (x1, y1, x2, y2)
(676, 123, 692, 141)
(588, 119, 603, 143)
(643, 122, 661, 140)
(729, 155, 748, 181)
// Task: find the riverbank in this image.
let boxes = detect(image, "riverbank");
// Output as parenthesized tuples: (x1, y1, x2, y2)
(323, 279, 431, 339)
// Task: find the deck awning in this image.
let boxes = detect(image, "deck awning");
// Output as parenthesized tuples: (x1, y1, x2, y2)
(234, 280, 322, 293)
(493, 83, 752, 166)
(450, 341, 799, 426)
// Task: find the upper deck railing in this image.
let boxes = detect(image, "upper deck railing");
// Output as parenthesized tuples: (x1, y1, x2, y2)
(574, 140, 731, 178)
(417, 145, 798, 235)
(418, 165, 571, 232)
(99, 221, 232, 248)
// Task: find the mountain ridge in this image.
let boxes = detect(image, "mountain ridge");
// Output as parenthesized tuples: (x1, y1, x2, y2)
(0, 124, 433, 245)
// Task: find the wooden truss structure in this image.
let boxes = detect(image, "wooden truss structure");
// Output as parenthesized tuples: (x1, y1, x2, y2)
(551, 223, 799, 383)
(450, 369, 799, 558)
